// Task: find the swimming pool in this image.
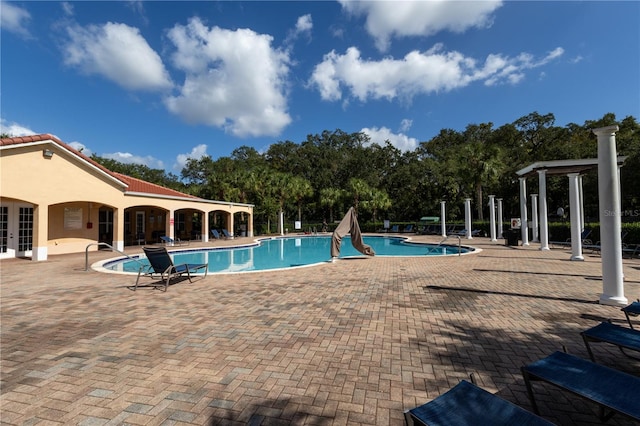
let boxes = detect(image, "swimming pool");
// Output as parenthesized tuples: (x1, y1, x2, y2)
(95, 235, 476, 275)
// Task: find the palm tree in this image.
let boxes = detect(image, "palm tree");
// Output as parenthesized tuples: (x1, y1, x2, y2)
(347, 178, 372, 213)
(320, 187, 343, 223)
(363, 188, 392, 223)
(288, 176, 313, 222)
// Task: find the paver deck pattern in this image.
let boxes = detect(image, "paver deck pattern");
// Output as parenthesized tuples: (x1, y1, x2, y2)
(1, 235, 639, 425)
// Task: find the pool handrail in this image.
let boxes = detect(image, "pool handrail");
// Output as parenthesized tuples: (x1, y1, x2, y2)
(85, 242, 145, 272)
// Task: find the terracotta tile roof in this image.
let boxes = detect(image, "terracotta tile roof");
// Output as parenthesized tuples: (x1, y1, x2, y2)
(1, 133, 202, 200)
(113, 172, 201, 200)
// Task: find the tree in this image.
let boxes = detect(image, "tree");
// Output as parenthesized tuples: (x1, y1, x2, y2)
(288, 176, 313, 222)
(320, 187, 343, 223)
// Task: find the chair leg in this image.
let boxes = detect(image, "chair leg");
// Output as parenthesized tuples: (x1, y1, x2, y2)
(521, 369, 540, 415)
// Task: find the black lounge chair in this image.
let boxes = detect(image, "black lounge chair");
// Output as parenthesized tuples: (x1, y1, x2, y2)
(134, 246, 208, 291)
(622, 300, 640, 329)
(211, 229, 221, 240)
(404, 379, 554, 426)
(521, 351, 640, 423)
(581, 321, 640, 361)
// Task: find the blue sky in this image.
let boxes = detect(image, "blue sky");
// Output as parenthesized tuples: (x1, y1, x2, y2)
(2, 1, 639, 173)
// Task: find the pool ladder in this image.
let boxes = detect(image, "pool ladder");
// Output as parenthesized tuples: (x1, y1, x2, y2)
(428, 234, 462, 256)
(84, 242, 145, 271)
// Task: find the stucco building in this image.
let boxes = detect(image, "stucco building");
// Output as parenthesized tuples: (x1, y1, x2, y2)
(0, 134, 254, 261)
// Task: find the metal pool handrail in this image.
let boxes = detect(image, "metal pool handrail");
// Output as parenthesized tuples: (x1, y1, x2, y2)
(85, 242, 145, 271)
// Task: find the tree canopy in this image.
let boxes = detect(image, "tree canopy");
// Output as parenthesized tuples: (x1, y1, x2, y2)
(88, 111, 639, 228)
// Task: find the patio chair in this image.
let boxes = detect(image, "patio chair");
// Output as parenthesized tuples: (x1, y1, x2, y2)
(134, 246, 208, 291)
(404, 379, 554, 426)
(221, 229, 234, 239)
(581, 321, 640, 362)
(211, 229, 221, 240)
(390, 224, 400, 233)
(402, 224, 414, 233)
(160, 235, 189, 246)
(521, 351, 640, 422)
(622, 300, 640, 329)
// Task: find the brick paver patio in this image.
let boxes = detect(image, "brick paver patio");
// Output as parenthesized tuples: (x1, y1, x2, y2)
(1, 235, 639, 425)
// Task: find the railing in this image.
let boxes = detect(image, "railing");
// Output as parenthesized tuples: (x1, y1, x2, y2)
(428, 234, 462, 256)
(85, 242, 145, 271)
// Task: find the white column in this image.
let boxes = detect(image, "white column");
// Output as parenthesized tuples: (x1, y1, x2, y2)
(531, 194, 539, 243)
(519, 178, 529, 246)
(568, 173, 584, 261)
(464, 198, 472, 239)
(488, 195, 496, 241)
(279, 210, 284, 236)
(537, 170, 550, 251)
(169, 210, 175, 239)
(497, 198, 504, 238)
(578, 175, 585, 231)
(594, 125, 626, 306)
(440, 201, 447, 237)
(203, 211, 210, 242)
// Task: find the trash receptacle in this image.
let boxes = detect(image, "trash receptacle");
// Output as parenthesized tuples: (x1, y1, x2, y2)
(505, 230, 519, 246)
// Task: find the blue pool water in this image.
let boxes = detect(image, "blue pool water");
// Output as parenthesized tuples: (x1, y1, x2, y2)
(99, 235, 474, 274)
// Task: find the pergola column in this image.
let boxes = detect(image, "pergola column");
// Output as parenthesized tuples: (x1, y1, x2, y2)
(488, 195, 496, 241)
(531, 194, 539, 243)
(464, 198, 472, 239)
(440, 201, 447, 237)
(537, 169, 550, 250)
(594, 125, 626, 306)
(32, 203, 48, 261)
(568, 173, 584, 261)
(519, 177, 529, 246)
(203, 210, 210, 242)
(497, 198, 504, 238)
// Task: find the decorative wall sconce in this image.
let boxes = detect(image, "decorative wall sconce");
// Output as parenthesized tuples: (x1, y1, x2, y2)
(43, 149, 54, 159)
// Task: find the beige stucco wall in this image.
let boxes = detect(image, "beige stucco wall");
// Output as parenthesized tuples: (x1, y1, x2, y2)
(0, 139, 254, 259)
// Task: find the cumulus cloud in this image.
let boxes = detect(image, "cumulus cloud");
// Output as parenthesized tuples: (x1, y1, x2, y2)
(102, 151, 164, 169)
(1, 1, 32, 38)
(164, 17, 292, 138)
(68, 141, 93, 156)
(62, 22, 173, 91)
(174, 144, 208, 171)
(360, 126, 418, 152)
(0, 119, 35, 136)
(339, 0, 502, 51)
(310, 44, 564, 102)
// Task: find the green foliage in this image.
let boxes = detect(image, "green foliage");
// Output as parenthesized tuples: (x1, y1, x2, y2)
(91, 112, 640, 231)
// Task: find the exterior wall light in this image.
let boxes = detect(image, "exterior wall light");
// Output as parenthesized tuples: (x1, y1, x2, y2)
(43, 149, 54, 159)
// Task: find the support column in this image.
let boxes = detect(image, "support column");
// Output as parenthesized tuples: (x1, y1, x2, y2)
(594, 125, 626, 306)
(464, 198, 472, 239)
(519, 178, 529, 246)
(203, 211, 210, 242)
(531, 194, 539, 243)
(167, 210, 175, 240)
(440, 201, 447, 237)
(489, 195, 496, 241)
(579, 175, 585, 231)
(538, 170, 550, 251)
(497, 198, 504, 238)
(229, 212, 235, 237)
(279, 210, 284, 236)
(568, 173, 584, 261)
(113, 207, 124, 252)
(32, 203, 48, 261)
(247, 212, 254, 237)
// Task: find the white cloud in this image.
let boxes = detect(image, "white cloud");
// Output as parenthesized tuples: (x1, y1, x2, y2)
(164, 17, 292, 138)
(339, 0, 502, 51)
(360, 126, 418, 152)
(310, 44, 564, 102)
(63, 22, 173, 91)
(68, 141, 92, 156)
(295, 14, 313, 34)
(399, 119, 412, 133)
(102, 151, 164, 169)
(61, 2, 74, 17)
(1, 1, 32, 38)
(174, 144, 208, 171)
(0, 119, 35, 136)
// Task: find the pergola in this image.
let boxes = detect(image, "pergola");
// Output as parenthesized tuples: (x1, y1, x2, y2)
(516, 156, 626, 258)
(515, 125, 628, 306)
